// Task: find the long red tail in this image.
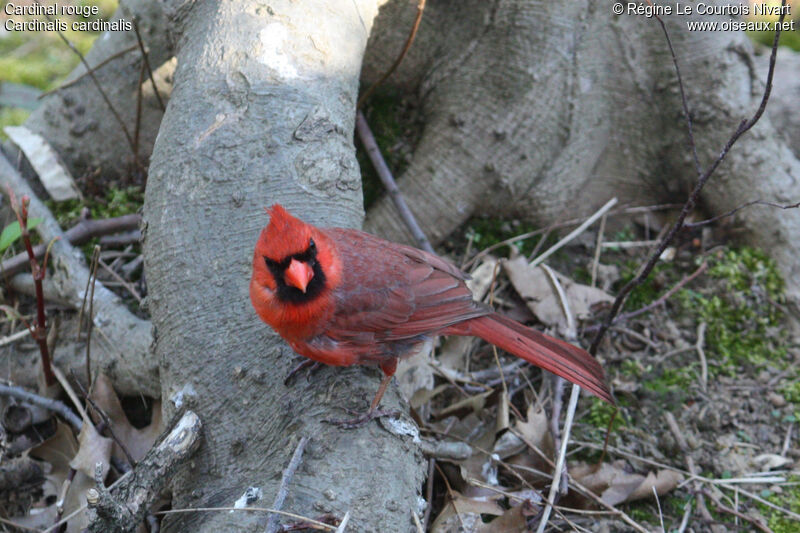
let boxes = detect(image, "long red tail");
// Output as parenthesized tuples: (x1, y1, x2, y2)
(447, 314, 613, 403)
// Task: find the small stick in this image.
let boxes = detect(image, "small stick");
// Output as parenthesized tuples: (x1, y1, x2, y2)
(653, 486, 665, 533)
(644, 0, 701, 174)
(86, 246, 101, 388)
(70, 370, 137, 469)
(133, 19, 166, 111)
(33, 1, 137, 159)
(665, 411, 715, 528)
(535, 384, 581, 533)
(0, 382, 82, 431)
(98, 257, 143, 303)
(7, 188, 55, 385)
(699, 489, 772, 533)
(584, 261, 709, 332)
(356, 111, 434, 253)
(422, 458, 435, 529)
(530, 198, 618, 268)
(38, 45, 138, 98)
(686, 199, 800, 229)
(696, 322, 708, 391)
(265, 436, 310, 533)
(334, 510, 350, 533)
(1, 214, 142, 277)
(357, 0, 426, 109)
(156, 507, 336, 531)
(589, 0, 787, 355)
(590, 213, 607, 288)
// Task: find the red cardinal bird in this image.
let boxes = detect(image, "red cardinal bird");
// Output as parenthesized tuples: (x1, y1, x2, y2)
(250, 204, 612, 424)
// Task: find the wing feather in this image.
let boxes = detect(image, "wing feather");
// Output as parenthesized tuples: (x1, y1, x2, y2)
(323, 228, 488, 352)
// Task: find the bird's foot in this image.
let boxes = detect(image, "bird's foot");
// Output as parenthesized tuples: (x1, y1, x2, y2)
(284, 359, 323, 386)
(322, 407, 400, 429)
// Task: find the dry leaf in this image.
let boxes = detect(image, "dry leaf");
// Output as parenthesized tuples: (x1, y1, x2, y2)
(431, 491, 505, 533)
(69, 422, 112, 480)
(439, 258, 500, 372)
(475, 504, 530, 533)
(395, 339, 435, 403)
(503, 257, 614, 331)
(571, 460, 683, 506)
(29, 422, 93, 533)
(90, 373, 164, 462)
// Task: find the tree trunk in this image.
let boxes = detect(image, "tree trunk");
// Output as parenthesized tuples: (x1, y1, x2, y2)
(143, 1, 424, 531)
(361, 0, 800, 316)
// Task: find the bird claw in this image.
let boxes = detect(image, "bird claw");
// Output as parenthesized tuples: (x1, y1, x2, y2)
(284, 359, 322, 386)
(322, 407, 400, 429)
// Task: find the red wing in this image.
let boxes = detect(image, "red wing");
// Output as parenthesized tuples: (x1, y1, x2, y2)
(322, 228, 488, 350)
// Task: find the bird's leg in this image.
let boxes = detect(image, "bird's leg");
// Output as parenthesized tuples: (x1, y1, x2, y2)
(284, 358, 323, 386)
(323, 359, 400, 429)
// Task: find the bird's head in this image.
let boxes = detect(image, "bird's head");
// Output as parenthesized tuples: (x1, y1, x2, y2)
(252, 204, 329, 303)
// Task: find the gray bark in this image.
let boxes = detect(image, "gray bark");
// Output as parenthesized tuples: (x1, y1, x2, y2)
(143, 1, 424, 532)
(362, 0, 800, 314)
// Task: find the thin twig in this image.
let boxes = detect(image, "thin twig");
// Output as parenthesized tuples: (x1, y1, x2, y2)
(86, 246, 100, 388)
(422, 458, 435, 530)
(700, 489, 772, 533)
(356, 110, 433, 252)
(132, 19, 166, 111)
(590, 213, 607, 288)
(530, 198, 618, 268)
(133, 59, 146, 166)
(33, 1, 137, 158)
(589, 1, 787, 355)
(70, 370, 137, 469)
(463, 203, 683, 271)
(584, 260, 709, 331)
(265, 436, 309, 533)
(98, 257, 143, 303)
(1, 214, 142, 277)
(0, 382, 82, 431)
(156, 508, 337, 531)
(535, 384, 581, 533)
(38, 45, 138, 99)
(357, 0, 426, 108)
(685, 199, 800, 229)
(7, 188, 55, 386)
(695, 322, 708, 391)
(665, 411, 715, 528)
(645, 0, 701, 174)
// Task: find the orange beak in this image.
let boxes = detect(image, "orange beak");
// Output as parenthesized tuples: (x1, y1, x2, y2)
(284, 258, 314, 293)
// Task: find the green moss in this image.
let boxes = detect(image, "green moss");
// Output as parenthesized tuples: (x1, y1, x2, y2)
(47, 186, 142, 227)
(641, 366, 692, 398)
(760, 478, 800, 533)
(586, 397, 626, 431)
(617, 261, 675, 310)
(0, 108, 31, 140)
(674, 247, 787, 375)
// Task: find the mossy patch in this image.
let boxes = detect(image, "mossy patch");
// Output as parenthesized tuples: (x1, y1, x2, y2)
(759, 478, 800, 533)
(675, 247, 787, 375)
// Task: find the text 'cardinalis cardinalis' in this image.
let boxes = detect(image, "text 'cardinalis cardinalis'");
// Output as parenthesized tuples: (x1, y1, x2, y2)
(250, 205, 612, 423)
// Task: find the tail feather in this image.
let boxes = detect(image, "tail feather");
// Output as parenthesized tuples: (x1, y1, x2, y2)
(449, 314, 613, 403)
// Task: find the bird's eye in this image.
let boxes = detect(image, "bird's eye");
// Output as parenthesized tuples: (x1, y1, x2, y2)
(309, 238, 316, 250)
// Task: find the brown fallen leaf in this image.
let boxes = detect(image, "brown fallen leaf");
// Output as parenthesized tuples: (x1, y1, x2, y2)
(431, 491, 505, 533)
(571, 459, 683, 506)
(503, 257, 614, 332)
(29, 421, 94, 533)
(90, 373, 164, 463)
